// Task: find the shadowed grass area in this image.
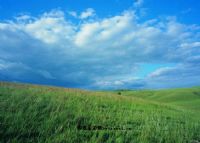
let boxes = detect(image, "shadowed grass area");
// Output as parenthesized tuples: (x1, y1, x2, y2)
(0, 82, 200, 143)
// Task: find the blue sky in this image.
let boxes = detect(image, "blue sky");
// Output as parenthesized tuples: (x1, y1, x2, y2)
(0, 0, 200, 89)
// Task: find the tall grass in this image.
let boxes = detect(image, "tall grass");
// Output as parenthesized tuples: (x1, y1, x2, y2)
(0, 82, 200, 143)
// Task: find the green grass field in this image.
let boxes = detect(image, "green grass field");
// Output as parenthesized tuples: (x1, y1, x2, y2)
(0, 82, 200, 143)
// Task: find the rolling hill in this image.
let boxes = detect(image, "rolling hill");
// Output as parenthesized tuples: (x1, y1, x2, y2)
(0, 82, 200, 143)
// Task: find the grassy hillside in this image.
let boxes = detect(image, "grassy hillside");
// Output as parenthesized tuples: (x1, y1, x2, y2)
(0, 82, 200, 143)
(114, 87, 200, 112)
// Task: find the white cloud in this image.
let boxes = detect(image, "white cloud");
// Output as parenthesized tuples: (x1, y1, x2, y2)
(21, 10, 75, 44)
(68, 8, 95, 19)
(146, 62, 200, 88)
(0, 9, 200, 89)
(148, 67, 176, 78)
(75, 11, 135, 47)
(180, 42, 200, 48)
(37, 70, 55, 79)
(15, 15, 32, 21)
(0, 59, 10, 70)
(133, 0, 144, 8)
(68, 11, 78, 18)
(80, 8, 95, 19)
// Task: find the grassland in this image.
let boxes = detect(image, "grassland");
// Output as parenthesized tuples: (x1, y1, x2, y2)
(0, 82, 200, 143)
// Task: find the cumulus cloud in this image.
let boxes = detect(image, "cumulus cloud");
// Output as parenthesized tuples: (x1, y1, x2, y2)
(68, 11, 78, 18)
(80, 8, 95, 19)
(0, 9, 200, 89)
(23, 10, 75, 44)
(68, 8, 95, 19)
(75, 11, 135, 47)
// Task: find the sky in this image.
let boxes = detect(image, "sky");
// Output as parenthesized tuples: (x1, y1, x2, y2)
(0, 0, 200, 89)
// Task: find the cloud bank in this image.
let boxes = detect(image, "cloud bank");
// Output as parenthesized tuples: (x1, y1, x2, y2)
(0, 9, 200, 89)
